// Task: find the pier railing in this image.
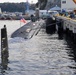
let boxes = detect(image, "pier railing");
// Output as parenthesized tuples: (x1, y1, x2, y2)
(55, 16, 76, 43)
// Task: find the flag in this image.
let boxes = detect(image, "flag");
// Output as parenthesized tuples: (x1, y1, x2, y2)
(20, 18, 27, 23)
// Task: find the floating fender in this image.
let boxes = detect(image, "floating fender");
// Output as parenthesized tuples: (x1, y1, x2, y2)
(45, 16, 56, 33)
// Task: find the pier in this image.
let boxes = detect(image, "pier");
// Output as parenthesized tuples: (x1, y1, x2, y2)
(54, 16, 76, 43)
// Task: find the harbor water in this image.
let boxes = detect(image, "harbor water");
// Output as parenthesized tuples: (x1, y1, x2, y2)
(0, 20, 76, 75)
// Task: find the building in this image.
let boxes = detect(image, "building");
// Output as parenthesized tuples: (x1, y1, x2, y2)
(61, 0, 76, 11)
(49, 5, 61, 12)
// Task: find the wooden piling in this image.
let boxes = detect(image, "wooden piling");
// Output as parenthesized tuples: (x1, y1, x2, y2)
(1, 25, 9, 70)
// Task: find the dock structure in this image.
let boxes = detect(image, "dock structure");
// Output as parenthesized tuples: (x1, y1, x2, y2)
(55, 16, 76, 43)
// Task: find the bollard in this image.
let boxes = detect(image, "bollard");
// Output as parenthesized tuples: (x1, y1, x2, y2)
(1, 25, 9, 70)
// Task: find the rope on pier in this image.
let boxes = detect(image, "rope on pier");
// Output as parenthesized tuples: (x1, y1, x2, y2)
(30, 21, 62, 30)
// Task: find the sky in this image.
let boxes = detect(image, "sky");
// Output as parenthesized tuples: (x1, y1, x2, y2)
(0, 0, 38, 4)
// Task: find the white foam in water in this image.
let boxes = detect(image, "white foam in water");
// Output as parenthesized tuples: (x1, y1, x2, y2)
(8, 37, 26, 44)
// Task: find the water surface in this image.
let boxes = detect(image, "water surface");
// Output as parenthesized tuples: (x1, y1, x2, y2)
(0, 20, 76, 75)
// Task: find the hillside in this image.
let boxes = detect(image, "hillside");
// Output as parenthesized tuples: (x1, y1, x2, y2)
(0, 0, 61, 12)
(0, 3, 35, 12)
(38, 0, 61, 10)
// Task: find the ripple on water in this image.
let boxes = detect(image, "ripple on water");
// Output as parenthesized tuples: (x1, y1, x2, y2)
(0, 28, 76, 75)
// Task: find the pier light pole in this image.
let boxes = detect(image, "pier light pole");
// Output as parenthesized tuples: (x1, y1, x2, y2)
(35, 0, 40, 20)
(38, 0, 41, 9)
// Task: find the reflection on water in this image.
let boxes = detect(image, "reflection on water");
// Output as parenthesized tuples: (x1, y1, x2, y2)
(0, 21, 76, 75)
(64, 34, 76, 63)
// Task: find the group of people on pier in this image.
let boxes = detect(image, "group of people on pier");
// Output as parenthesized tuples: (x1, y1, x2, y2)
(60, 10, 76, 19)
